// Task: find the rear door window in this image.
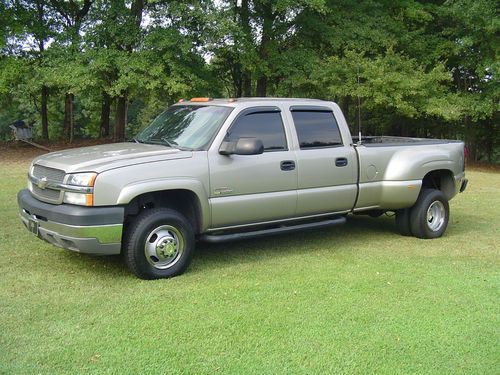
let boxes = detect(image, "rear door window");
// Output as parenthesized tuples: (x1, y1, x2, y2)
(291, 110, 343, 149)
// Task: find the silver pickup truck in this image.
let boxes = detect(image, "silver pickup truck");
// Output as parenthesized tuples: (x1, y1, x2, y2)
(18, 98, 468, 279)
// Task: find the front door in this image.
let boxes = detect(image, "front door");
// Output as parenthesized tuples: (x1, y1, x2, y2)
(208, 107, 297, 229)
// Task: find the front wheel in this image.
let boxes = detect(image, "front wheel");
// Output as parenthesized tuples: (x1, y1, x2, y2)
(409, 189, 449, 239)
(124, 208, 195, 279)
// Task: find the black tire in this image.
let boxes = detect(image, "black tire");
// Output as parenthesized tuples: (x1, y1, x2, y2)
(395, 208, 412, 236)
(409, 189, 449, 239)
(124, 208, 195, 279)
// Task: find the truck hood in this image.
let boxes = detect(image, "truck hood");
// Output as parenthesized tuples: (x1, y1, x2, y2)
(33, 142, 193, 173)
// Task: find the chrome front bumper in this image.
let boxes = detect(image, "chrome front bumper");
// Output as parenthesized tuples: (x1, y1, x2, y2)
(18, 189, 123, 255)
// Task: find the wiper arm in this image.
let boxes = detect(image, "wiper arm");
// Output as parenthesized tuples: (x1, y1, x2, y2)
(161, 138, 178, 148)
(138, 138, 193, 151)
(160, 138, 193, 151)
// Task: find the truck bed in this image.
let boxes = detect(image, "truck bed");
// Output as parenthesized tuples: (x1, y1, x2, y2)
(352, 136, 463, 147)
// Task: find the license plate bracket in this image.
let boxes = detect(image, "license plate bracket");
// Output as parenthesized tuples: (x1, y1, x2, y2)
(27, 217, 39, 236)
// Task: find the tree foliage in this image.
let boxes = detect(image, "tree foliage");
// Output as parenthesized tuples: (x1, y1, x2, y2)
(0, 0, 498, 161)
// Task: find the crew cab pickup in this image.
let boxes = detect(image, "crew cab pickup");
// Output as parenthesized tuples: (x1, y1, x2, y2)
(18, 98, 468, 279)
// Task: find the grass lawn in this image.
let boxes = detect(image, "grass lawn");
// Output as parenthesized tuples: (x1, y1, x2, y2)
(0, 152, 498, 374)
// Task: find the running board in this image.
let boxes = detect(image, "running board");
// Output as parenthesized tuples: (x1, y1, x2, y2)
(201, 216, 346, 243)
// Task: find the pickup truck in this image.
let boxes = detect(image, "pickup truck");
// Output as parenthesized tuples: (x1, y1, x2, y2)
(18, 98, 468, 279)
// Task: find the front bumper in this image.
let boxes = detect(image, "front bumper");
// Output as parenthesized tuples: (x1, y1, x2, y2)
(18, 189, 124, 255)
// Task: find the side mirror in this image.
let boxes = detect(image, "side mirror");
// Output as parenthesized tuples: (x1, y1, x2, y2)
(219, 137, 264, 156)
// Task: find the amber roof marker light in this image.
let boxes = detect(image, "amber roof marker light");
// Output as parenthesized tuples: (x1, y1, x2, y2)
(190, 97, 212, 102)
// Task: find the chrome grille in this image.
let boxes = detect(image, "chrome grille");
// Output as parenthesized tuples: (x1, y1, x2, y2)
(30, 164, 66, 203)
(31, 185, 62, 201)
(33, 165, 65, 183)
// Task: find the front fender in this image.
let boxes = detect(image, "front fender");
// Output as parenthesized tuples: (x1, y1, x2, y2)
(117, 178, 211, 231)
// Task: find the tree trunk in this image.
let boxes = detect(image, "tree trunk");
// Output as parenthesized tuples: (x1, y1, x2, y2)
(240, 0, 252, 97)
(243, 75, 251, 97)
(41, 85, 49, 140)
(256, 77, 267, 97)
(114, 94, 127, 142)
(464, 115, 478, 161)
(112, 0, 141, 143)
(341, 96, 353, 133)
(63, 93, 74, 142)
(233, 61, 242, 98)
(131, 0, 145, 29)
(100, 91, 111, 138)
(256, 3, 273, 97)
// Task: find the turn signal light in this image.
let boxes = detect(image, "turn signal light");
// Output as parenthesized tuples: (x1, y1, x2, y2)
(85, 194, 93, 206)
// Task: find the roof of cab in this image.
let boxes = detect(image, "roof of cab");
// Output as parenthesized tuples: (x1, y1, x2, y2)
(174, 97, 329, 108)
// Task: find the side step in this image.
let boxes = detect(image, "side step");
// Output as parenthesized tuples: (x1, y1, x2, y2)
(201, 216, 346, 243)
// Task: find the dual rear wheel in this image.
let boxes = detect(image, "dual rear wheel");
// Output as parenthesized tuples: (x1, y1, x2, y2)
(395, 189, 449, 239)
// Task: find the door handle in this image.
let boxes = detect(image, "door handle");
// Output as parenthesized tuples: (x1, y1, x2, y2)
(335, 157, 348, 167)
(280, 160, 296, 171)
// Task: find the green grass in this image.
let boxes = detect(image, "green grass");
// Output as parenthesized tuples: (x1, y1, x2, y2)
(0, 158, 498, 374)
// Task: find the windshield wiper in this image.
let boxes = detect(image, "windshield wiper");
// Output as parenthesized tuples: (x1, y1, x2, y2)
(161, 138, 178, 148)
(160, 138, 193, 151)
(136, 138, 192, 151)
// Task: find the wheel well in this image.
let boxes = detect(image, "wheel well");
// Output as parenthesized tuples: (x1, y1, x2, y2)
(422, 170, 455, 200)
(124, 189, 202, 234)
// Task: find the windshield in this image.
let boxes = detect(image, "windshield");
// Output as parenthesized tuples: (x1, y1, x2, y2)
(135, 105, 233, 150)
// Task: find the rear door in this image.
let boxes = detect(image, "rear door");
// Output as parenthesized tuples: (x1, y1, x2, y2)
(289, 106, 357, 216)
(208, 106, 297, 228)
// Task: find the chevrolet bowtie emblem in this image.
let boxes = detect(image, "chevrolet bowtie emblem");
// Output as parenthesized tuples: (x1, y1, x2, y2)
(37, 177, 48, 189)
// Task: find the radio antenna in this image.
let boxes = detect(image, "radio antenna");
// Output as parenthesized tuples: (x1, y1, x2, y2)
(357, 64, 362, 145)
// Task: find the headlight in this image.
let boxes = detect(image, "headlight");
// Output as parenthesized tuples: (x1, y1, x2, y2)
(63, 172, 97, 206)
(66, 172, 97, 187)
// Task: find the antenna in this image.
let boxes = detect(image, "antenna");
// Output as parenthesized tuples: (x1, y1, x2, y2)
(357, 65, 362, 145)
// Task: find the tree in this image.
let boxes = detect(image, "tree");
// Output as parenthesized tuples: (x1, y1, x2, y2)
(47, 0, 92, 143)
(208, 0, 327, 97)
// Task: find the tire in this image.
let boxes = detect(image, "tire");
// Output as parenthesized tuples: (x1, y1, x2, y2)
(409, 189, 449, 239)
(395, 208, 412, 236)
(124, 208, 195, 279)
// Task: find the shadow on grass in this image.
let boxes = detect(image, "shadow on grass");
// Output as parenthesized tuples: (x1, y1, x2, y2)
(190, 215, 399, 274)
(51, 212, 473, 279)
(50, 252, 130, 280)
(50, 215, 395, 279)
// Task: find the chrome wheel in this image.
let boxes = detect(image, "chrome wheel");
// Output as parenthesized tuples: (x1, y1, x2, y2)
(144, 225, 184, 269)
(426, 201, 445, 232)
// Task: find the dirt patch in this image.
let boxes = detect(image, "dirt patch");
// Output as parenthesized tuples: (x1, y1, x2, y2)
(0, 139, 113, 165)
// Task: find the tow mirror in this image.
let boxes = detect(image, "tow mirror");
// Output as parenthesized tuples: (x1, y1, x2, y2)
(219, 137, 264, 156)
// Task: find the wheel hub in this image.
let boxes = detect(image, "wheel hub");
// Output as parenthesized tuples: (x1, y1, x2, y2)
(426, 201, 445, 232)
(144, 225, 184, 269)
(156, 236, 177, 258)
